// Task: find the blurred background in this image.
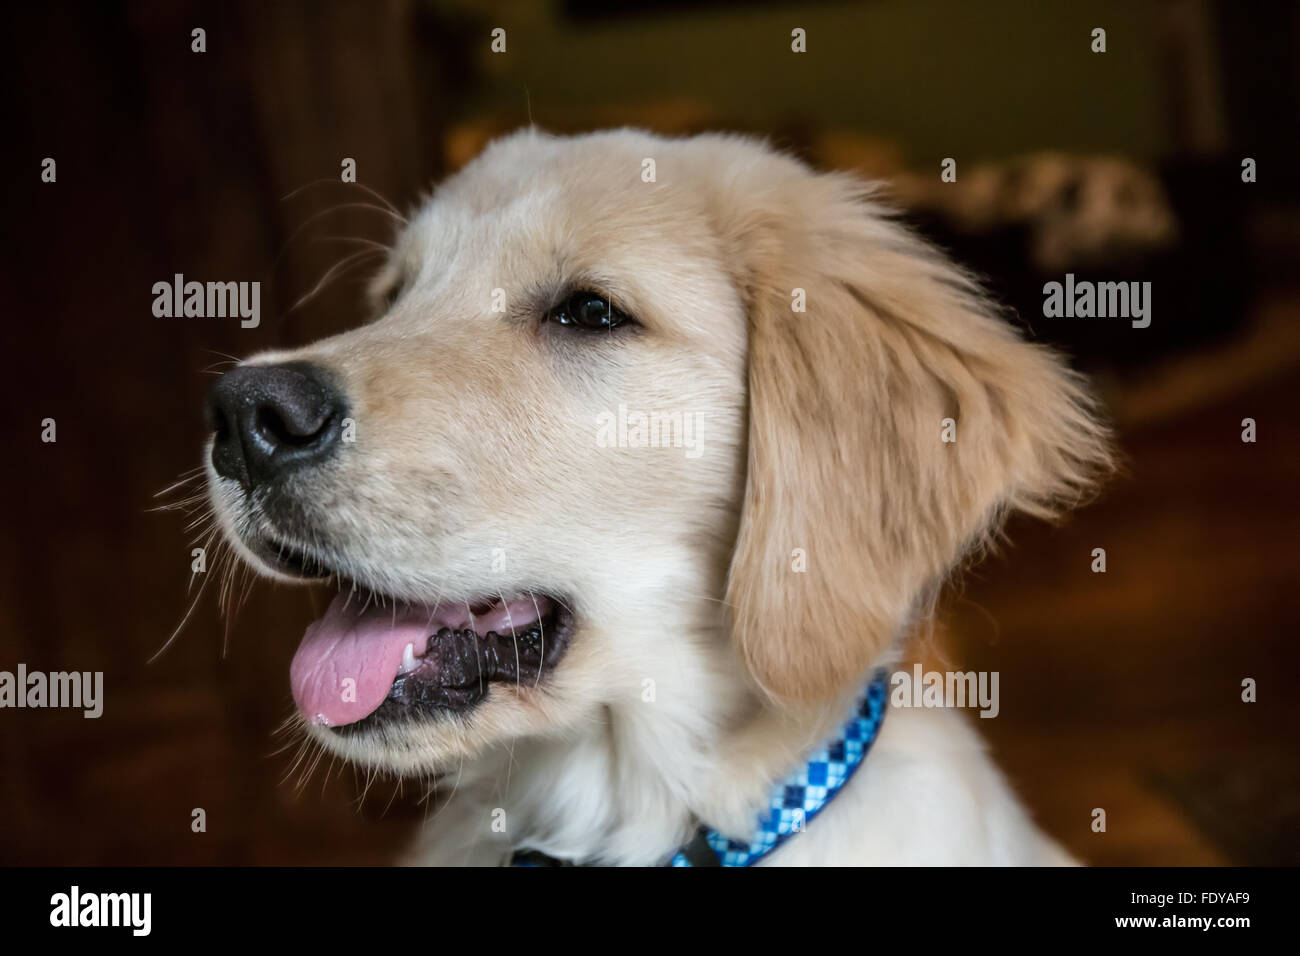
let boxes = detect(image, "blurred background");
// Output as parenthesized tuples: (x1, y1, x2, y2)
(2, 0, 1297, 865)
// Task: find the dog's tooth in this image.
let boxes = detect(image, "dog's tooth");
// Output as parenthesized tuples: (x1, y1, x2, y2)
(399, 642, 418, 674)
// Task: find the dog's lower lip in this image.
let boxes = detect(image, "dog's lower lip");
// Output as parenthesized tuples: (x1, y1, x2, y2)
(258, 537, 332, 579)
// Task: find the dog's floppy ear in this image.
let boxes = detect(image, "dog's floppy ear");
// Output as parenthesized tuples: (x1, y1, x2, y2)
(720, 162, 1113, 702)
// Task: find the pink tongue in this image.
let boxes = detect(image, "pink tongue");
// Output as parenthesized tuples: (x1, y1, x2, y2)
(289, 592, 546, 727)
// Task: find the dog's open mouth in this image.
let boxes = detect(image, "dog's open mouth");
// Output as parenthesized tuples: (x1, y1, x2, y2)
(270, 544, 573, 732)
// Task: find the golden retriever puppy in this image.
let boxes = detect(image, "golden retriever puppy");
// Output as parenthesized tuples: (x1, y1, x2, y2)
(204, 128, 1112, 865)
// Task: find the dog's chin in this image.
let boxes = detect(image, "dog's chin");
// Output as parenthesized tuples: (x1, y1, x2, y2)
(234, 529, 577, 757)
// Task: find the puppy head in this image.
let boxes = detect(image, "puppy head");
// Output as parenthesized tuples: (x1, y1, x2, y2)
(203, 129, 1110, 774)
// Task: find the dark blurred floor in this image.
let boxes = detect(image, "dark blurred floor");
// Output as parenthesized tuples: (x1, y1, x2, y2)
(2, 298, 1296, 866)
(935, 300, 1300, 865)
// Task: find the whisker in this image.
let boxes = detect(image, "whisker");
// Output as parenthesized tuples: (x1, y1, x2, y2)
(287, 248, 386, 315)
(202, 349, 244, 365)
(280, 178, 406, 219)
(280, 735, 314, 788)
(272, 203, 404, 272)
(312, 235, 392, 253)
(149, 533, 221, 663)
(496, 591, 522, 799)
(464, 599, 486, 698)
(529, 592, 545, 688)
(497, 590, 522, 696)
(150, 471, 204, 502)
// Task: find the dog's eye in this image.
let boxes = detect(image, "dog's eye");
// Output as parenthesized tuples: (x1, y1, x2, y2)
(383, 284, 402, 311)
(547, 291, 630, 331)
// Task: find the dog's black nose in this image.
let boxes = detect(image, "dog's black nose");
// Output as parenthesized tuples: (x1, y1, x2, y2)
(205, 362, 345, 488)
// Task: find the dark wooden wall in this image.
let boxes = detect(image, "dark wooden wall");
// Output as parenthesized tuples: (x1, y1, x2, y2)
(1, 0, 476, 863)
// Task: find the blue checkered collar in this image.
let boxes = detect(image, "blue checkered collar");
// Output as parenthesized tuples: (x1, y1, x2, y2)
(669, 668, 889, 867)
(510, 669, 889, 867)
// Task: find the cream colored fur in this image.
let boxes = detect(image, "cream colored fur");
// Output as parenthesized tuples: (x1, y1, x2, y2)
(208, 128, 1112, 866)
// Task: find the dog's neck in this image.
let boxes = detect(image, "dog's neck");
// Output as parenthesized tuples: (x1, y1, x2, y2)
(414, 618, 882, 866)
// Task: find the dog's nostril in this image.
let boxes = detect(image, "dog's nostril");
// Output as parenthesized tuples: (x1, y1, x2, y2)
(205, 362, 347, 488)
(253, 401, 332, 448)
